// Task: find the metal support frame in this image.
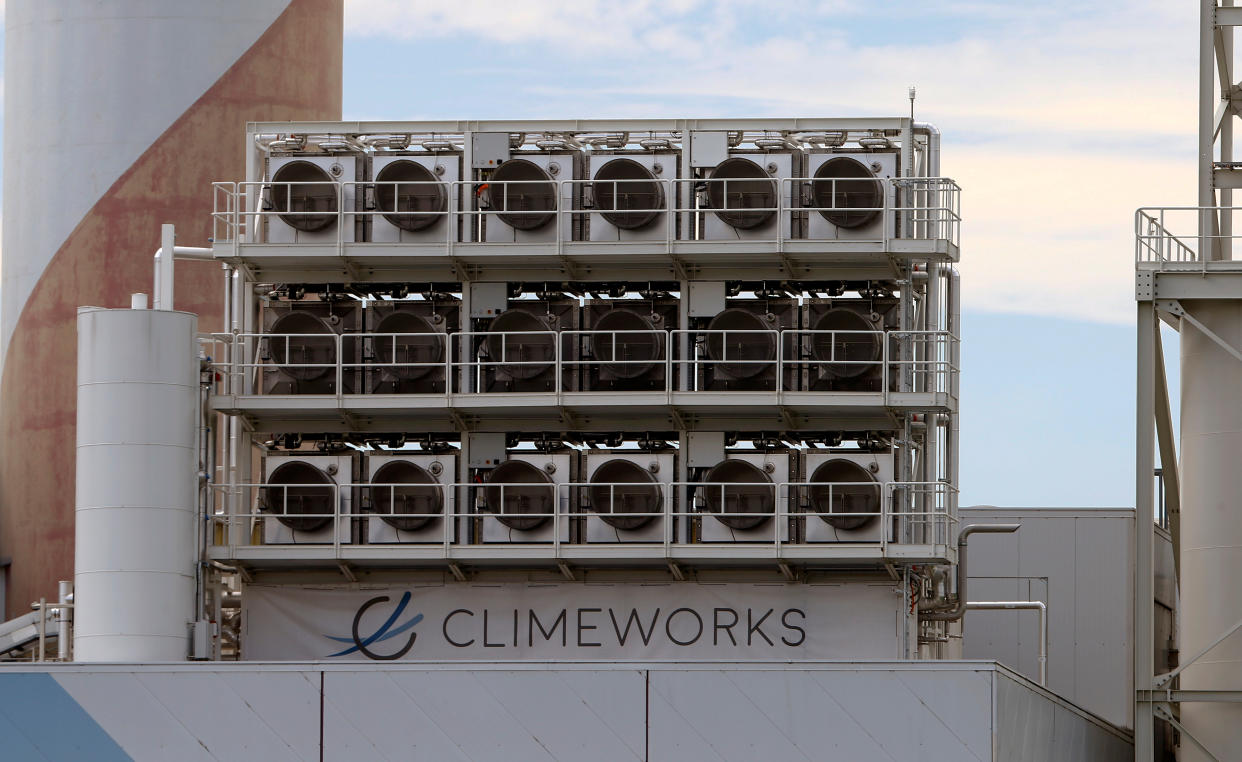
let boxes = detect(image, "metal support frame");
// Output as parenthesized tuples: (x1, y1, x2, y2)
(1133, 5, 1242, 759)
(203, 117, 959, 659)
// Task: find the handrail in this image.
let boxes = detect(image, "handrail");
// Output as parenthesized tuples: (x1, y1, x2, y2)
(209, 329, 958, 398)
(210, 176, 963, 254)
(207, 477, 958, 556)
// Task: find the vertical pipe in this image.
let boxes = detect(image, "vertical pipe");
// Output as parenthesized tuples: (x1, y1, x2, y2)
(56, 580, 71, 661)
(1222, 1, 1234, 259)
(1200, 0, 1218, 260)
(159, 224, 176, 310)
(1134, 301, 1157, 757)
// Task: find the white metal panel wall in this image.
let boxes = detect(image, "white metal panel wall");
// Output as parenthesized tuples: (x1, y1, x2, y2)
(13, 662, 1131, 762)
(74, 307, 198, 661)
(961, 507, 1134, 729)
(994, 672, 1132, 762)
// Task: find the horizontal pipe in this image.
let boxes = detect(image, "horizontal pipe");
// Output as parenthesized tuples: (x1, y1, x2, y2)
(921, 523, 1020, 622)
(965, 600, 1047, 686)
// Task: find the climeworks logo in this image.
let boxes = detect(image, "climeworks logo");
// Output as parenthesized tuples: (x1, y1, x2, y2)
(324, 591, 422, 660)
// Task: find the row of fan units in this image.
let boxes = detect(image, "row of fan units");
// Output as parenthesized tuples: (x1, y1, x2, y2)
(256, 449, 894, 546)
(261, 146, 898, 244)
(258, 298, 899, 394)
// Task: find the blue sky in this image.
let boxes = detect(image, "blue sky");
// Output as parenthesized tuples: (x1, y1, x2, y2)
(340, 0, 1196, 506)
(0, 1, 1195, 507)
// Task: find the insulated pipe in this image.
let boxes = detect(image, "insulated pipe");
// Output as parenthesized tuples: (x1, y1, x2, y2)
(56, 580, 72, 661)
(922, 523, 1021, 621)
(152, 224, 214, 311)
(965, 601, 1047, 686)
(913, 123, 941, 177)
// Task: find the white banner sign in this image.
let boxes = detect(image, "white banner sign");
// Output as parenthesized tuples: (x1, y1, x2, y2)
(242, 582, 903, 661)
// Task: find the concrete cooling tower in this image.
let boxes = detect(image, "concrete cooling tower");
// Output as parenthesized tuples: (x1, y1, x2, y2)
(0, 0, 343, 618)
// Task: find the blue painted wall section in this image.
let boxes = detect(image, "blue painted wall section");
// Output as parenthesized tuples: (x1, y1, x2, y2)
(0, 673, 131, 761)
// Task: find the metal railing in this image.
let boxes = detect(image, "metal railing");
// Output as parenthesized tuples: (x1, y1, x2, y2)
(210, 176, 961, 252)
(209, 328, 958, 399)
(1133, 206, 1242, 267)
(207, 478, 957, 556)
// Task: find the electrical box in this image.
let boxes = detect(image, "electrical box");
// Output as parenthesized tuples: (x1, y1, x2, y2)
(467, 432, 508, 468)
(689, 131, 729, 168)
(471, 132, 511, 169)
(469, 282, 509, 318)
(686, 431, 725, 468)
(687, 281, 726, 317)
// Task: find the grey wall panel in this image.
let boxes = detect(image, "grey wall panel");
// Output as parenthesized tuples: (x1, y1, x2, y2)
(962, 507, 1134, 728)
(324, 669, 645, 762)
(56, 671, 322, 761)
(994, 673, 1130, 762)
(322, 671, 474, 761)
(54, 672, 224, 761)
(26, 663, 1132, 762)
(648, 668, 993, 762)
(1071, 517, 1132, 729)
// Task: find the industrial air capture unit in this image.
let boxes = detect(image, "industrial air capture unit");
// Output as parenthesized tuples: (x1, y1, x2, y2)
(367, 141, 461, 243)
(260, 298, 361, 395)
(473, 298, 576, 393)
(264, 147, 361, 244)
(695, 449, 793, 543)
(364, 451, 456, 544)
(365, 298, 458, 394)
(800, 449, 893, 543)
(579, 295, 676, 392)
(585, 136, 680, 241)
(475, 134, 582, 243)
(694, 132, 802, 241)
(803, 145, 897, 241)
(582, 450, 674, 543)
(476, 452, 574, 543)
(260, 451, 354, 545)
(693, 296, 798, 392)
(801, 297, 897, 392)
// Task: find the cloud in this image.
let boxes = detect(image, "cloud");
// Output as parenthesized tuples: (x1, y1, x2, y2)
(343, 0, 1199, 324)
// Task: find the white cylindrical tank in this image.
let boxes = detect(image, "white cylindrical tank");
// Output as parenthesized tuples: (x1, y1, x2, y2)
(1179, 299, 1242, 758)
(74, 306, 198, 662)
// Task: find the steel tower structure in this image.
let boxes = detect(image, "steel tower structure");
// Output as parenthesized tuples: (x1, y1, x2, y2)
(1134, 3, 1242, 758)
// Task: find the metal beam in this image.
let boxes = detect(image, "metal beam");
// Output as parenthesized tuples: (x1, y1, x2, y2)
(1135, 301, 1157, 760)
(1218, 6, 1242, 26)
(1153, 325, 1182, 580)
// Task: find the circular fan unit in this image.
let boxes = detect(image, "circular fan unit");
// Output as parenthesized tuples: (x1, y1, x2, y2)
(270, 161, 338, 232)
(808, 459, 880, 530)
(593, 158, 664, 230)
(488, 159, 557, 230)
(707, 157, 778, 230)
(704, 308, 776, 379)
(263, 460, 336, 532)
(482, 309, 556, 380)
(374, 160, 446, 232)
(268, 311, 337, 381)
(370, 460, 442, 531)
(592, 309, 662, 379)
(482, 460, 556, 531)
(811, 157, 883, 229)
(588, 459, 661, 530)
(373, 310, 443, 380)
(700, 459, 774, 530)
(810, 308, 881, 379)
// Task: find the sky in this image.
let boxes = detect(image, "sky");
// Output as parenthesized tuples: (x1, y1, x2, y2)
(0, 0, 1199, 507)
(337, 0, 1196, 506)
